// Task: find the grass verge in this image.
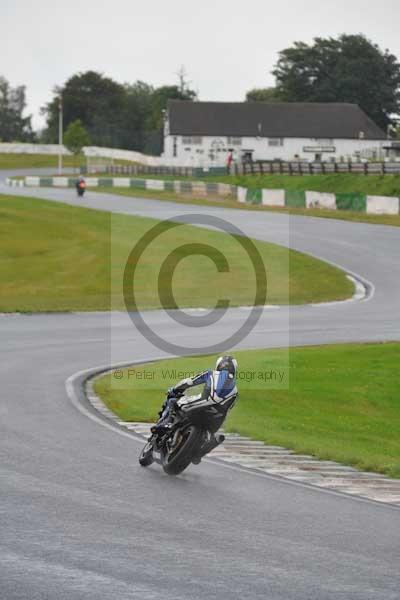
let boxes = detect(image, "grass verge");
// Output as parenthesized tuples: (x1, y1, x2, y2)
(94, 343, 400, 478)
(0, 153, 136, 170)
(0, 153, 84, 169)
(213, 173, 400, 197)
(85, 171, 400, 196)
(98, 186, 400, 227)
(0, 194, 352, 312)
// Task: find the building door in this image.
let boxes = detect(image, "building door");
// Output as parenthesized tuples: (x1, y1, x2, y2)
(210, 139, 225, 165)
(242, 151, 253, 163)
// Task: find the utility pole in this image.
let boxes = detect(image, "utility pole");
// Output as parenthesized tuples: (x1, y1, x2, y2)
(58, 95, 63, 175)
(176, 65, 193, 95)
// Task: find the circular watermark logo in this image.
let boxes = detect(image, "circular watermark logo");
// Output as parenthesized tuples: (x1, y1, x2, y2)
(123, 213, 267, 354)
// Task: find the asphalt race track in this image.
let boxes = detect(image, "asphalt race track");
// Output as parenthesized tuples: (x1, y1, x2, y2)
(1, 171, 400, 599)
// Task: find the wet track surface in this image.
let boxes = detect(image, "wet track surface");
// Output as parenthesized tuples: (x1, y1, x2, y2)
(1, 173, 399, 599)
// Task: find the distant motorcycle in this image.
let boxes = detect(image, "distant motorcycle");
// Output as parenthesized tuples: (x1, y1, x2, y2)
(76, 179, 86, 197)
(139, 392, 225, 476)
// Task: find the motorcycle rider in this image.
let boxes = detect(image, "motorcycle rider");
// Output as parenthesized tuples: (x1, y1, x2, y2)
(75, 175, 86, 196)
(151, 355, 238, 461)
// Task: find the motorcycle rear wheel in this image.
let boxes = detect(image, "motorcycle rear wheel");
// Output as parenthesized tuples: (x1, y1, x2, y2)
(161, 425, 203, 476)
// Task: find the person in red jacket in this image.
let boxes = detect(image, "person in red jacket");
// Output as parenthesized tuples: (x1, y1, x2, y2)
(226, 150, 234, 174)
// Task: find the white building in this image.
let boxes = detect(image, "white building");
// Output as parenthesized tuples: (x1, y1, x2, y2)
(163, 100, 387, 166)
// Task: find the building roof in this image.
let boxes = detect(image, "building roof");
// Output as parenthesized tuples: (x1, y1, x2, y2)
(167, 100, 386, 140)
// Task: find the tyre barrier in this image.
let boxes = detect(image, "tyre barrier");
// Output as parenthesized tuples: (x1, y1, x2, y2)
(5, 177, 400, 215)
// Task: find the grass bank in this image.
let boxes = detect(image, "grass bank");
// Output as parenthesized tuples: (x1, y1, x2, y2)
(0, 153, 84, 169)
(99, 186, 400, 227)
(91, 171, 400, 196)
(0, 153, 136, 170)
(94, 343, 400, 478)
(213, 173, 400, 197)
(0, 194, 352, 312)
(87, 171, 400, 196)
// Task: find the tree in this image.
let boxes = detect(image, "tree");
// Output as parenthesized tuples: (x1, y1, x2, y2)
(273, 34, 400, 129)
(122, 81, 155, 151)
(41, 71, 126, 145)
(245, 87, 280, 102)
(41, 70, 197, 153)
(63, 119, 90, 155)
(0, 76, 34, 142)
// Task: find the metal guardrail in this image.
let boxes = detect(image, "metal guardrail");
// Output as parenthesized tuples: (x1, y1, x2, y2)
(242, 160, 400, 176)
(103, 164, 228, 177)
(100, 161, 400, 177)
(104, 164, 195, 176)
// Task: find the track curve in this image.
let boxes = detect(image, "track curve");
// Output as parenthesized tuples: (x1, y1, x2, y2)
(1, 175, 399, 599)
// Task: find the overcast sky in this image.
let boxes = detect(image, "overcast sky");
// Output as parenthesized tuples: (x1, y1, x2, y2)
(2, 0, 399, 130)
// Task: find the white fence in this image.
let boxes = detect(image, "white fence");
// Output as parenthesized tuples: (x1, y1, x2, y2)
(0, 143, 71, 155)
(0, 143, 218, 168)
(84, 146, 214, 167)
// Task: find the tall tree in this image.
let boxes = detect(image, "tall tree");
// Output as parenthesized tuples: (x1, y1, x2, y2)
(273, 35, 400, 129)
(41, 71, 126, 145)
(122, 81, 155, 151)
(245, 87, 280, 102)
(41, 70, 197, 153)
(0, 76, 34, 142)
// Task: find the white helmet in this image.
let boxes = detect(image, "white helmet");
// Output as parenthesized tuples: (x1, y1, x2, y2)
(215, 355, 237, 378)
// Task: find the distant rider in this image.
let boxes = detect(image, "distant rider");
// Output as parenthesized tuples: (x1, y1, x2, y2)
(151, 355, 238, 460)
(75, 175, 86, 196)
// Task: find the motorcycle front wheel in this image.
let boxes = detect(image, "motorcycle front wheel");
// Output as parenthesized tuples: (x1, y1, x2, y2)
(161, 425, 203, 476)
(139, 439, 155, 467)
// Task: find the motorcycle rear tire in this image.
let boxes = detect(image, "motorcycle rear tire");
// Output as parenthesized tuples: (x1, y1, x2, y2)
(161, 425, 203, 476)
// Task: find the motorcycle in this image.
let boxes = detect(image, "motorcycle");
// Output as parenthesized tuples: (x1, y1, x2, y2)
(139, 393, 226, 476)
(76, 181, 86, 197)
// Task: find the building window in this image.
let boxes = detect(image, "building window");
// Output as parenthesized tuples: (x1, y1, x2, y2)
(268, 138, 284, 147)
(182, 136, 202, 144)
(312, 138, 333, 144)
(227, 137, 242, 145)
(173, 137, 177, 157)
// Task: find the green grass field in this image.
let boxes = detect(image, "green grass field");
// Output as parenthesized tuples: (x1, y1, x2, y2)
(94, 343, 400, 478)
(0, 153, 84, 169)
(0, 194, 352, 312)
